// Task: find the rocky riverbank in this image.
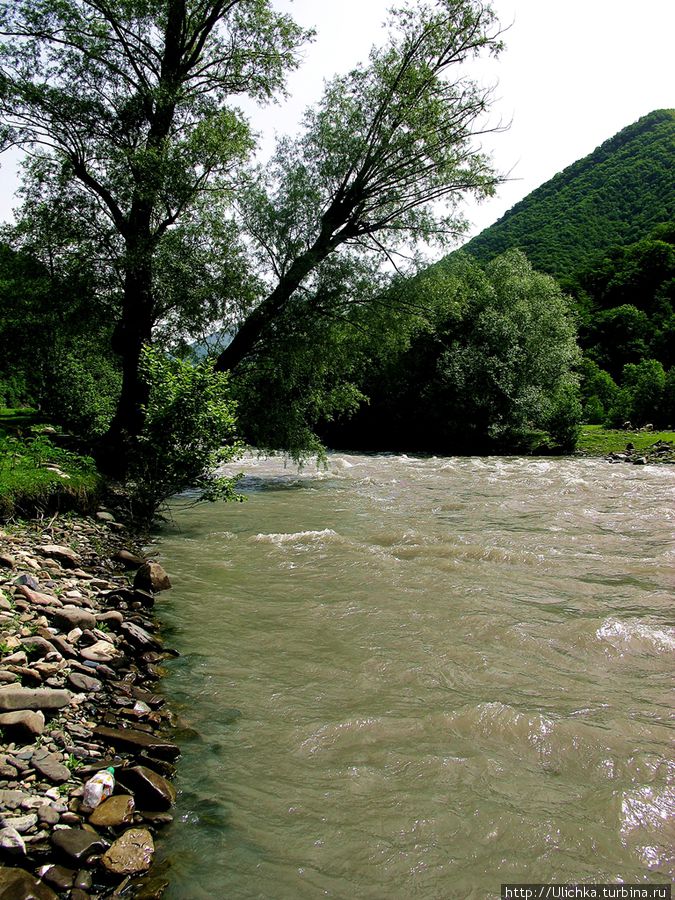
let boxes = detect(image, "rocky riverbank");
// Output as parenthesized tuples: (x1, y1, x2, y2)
(0, 512, 179, 899)
(603, 438, 675, 465)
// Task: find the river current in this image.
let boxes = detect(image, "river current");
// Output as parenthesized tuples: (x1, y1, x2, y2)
(156, 454, 674, 899)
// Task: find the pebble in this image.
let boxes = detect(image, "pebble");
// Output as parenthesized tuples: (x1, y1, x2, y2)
(0, 516, 179, 898)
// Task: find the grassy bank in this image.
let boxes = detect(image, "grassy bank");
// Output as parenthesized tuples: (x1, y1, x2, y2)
(576, 424, 675, 456)
(0, 410, 101, 518)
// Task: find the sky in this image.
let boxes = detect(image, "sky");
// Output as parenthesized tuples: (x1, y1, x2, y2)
(1, 0, 673, 245)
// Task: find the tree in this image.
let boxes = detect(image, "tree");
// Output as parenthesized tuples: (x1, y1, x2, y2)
(323, 251, 581, 453)
(0, 0, 309, 465)
(214, 0, 505, 375)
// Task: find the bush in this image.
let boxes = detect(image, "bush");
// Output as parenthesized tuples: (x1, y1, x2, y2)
(622, 358, 666, 425)
(124, 347, 244, 523)
(546, 380, 582, 451)
(44, 350, 121, 439)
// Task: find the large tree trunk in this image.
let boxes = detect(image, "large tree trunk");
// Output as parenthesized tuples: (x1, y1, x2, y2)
(99, 239, 154, 475)
(214, 227, 342, 373)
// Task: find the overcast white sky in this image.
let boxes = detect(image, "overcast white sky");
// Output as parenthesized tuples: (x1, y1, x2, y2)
(1, 0, 673, 244)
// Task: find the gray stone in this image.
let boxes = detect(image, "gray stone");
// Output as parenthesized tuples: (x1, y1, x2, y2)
(95, 511, 116, 523)
(0, 789, 27, 810)
(36, 804, 59, 826)
(0, 826, 26, 857)
(13, 574, 39, 590)
(0, 710, 45, 737)
(51, 827, 108, 863)
(67, 672, 102, 693)
(134, 562, 171, 593)
(0, 686, 71, 712)
(31, 751, 70, 785)
(101, 827, 154, 875)
(36, 545, 80, 568)
(51, 607, 96, 631)
(1, 813, 37, 833)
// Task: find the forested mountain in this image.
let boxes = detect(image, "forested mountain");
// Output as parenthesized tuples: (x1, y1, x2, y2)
(458, 109, 675, 281)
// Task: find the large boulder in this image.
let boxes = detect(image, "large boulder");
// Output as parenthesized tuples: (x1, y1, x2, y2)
(101, 828, 154, 876)
(0, 865, 58, 899)
(133, 562, 171, 593)
(0, 686, 71, 712)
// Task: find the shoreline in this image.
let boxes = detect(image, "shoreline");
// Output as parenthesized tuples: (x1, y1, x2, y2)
(0, 511, 179, 899)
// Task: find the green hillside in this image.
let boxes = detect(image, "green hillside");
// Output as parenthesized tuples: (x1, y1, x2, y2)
(460, 109, 675, 280)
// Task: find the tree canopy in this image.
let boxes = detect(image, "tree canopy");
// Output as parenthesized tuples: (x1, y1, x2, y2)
(214, 0, 505, 373)
(0, 0, 310, 463)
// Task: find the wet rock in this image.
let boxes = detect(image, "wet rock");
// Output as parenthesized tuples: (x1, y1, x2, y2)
(38, 864, 75, 892)
(36, 545, 80, 568)
(0, 687, 71, 712)
(121, 622, 162, 653)
(133, 875, 170, 900)
(67, 672, 103, 693)
(92, 726, 180, 760)
(74, 869, 92, 890)
(88, 794, 135, 828)
(51, 827, 108, 863)
(0, 825, 27, 855)
(113, 549, 145, 569)
(134, 563, 171, 593)
(101, 827, 154, 875)
(0, 865, 58, 899)
(0, 710, 45, 737)
(116, 766, 176, 811)
(32, 751, 71, 785)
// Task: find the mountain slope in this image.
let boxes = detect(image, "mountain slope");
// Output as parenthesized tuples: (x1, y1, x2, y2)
(459, 109, 675, 280)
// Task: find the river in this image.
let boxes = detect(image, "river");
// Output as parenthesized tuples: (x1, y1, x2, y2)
(156, 454, 674, 899)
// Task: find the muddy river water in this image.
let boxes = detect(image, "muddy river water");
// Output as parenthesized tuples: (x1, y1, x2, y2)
(156, 454, 674, 899)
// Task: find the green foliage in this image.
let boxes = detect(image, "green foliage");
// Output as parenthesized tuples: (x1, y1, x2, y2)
(124, 347, 243, 524)
(0, 428, 101, 519)
(215, 0, 504, 374)
(578, 358, 619, 424)
(326, 251, 581, 453)
(621, 358, 666, 425)
(42, 349, 122, 440)
(458, 110, 675, 280)
(577, 424, 675, 455)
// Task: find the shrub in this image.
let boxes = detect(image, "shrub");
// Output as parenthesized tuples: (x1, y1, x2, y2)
(124, 347, 244, 524)
(44, 350, 121, 439)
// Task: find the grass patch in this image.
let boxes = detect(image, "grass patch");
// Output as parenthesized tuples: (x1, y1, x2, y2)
(0, 423, 102, 519)
(577, 425, 675, 455)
